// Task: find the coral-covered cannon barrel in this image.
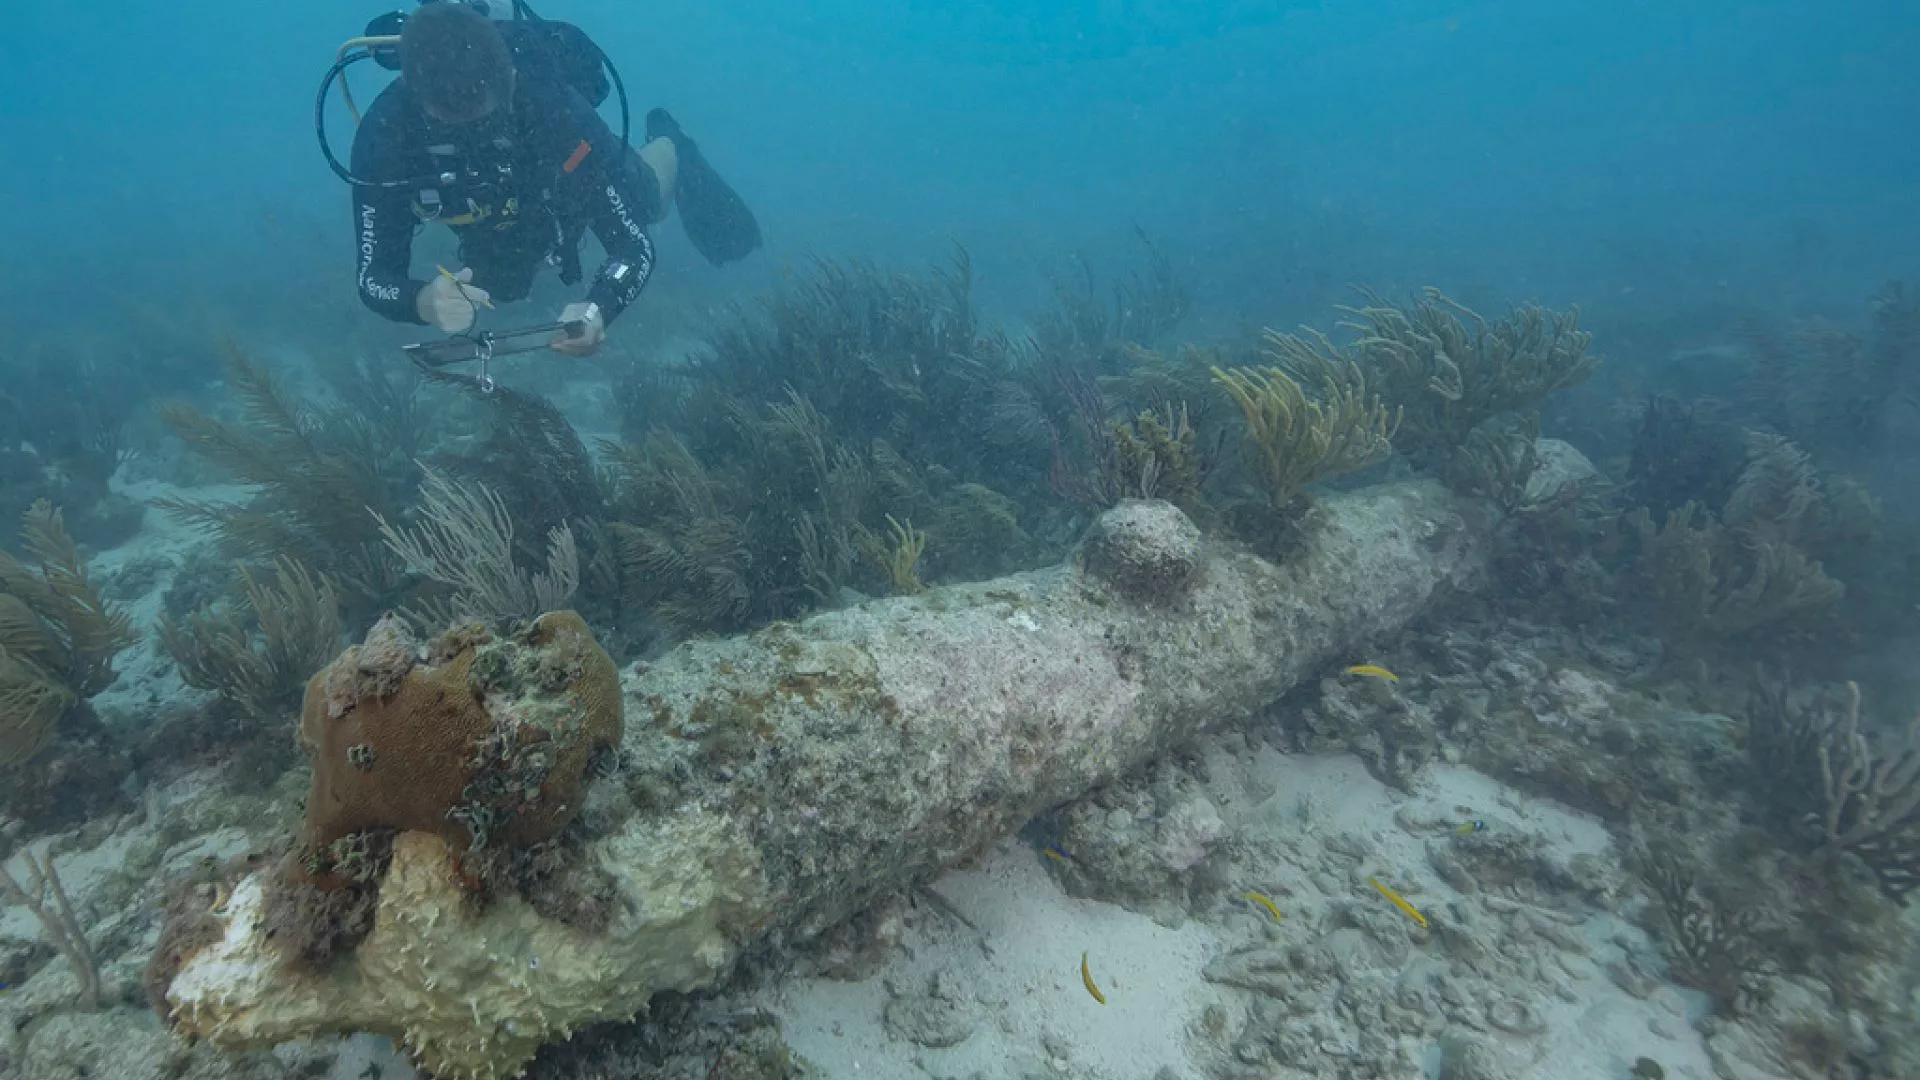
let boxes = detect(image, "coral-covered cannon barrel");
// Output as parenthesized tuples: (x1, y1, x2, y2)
(158, 485, 1488, 1079)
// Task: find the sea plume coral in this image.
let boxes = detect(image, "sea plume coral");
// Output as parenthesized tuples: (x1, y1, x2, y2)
(1735, 281, 1920, 461)
(1811, 683, 1920, 900)
(1211, 345, 1398, 513)
(156, 344, 411, 614)
(1623, 430, 1849, 645)
(374, 465, 580, 628)
(0, 501, 135, 766)
(1320, 288, 1597, 467)
(1627, 502, 1842, 640)
(1746, 677, 1920, 902)
(157, 557, 343, 721)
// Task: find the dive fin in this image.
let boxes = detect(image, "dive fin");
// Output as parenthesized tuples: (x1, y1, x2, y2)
(647, 108, 762, 266)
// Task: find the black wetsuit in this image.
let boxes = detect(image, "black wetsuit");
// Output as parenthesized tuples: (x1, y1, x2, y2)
(349, 40, 657, 326)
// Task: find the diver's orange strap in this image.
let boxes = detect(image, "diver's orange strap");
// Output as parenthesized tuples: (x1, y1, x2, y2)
(562, 140, 592, 174)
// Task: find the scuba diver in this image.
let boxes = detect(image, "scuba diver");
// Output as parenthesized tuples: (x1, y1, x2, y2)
(339, 1, 760, 357)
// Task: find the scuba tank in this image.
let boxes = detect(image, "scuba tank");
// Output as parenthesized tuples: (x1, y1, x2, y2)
(362, 3, 610, 109)
(319, 0, 629, 191)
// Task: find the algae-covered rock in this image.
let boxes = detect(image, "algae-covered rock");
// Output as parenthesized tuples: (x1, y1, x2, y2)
(1050, 759, 1229, 924)
(1290, 673, 1439, 789)
(1521, 438, 1599, 508)
(525, 999, 822, 1079)
(1078, 498, 1204, 604)
(882, 970, 978, 1049)
(15, 1007, 284, 1080)
(169, 823, 762, 1079)
(1437, 1034, 1516, 1080)
(1703, 974, 1862, 1080)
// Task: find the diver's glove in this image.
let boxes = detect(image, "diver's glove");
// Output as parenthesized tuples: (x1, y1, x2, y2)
(551, 301, 605, 358)
(415, 267, 491, 333)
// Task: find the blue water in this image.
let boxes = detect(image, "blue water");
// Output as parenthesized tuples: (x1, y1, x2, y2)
(1, 0, 1913, 338)
(3, 4, 1920, 1076)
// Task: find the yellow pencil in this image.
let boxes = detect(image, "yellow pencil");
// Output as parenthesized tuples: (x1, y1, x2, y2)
(436, 264, 494, 309)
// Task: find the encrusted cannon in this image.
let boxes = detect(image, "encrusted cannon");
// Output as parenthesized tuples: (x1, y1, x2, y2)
(160, 483, 1489, 1078)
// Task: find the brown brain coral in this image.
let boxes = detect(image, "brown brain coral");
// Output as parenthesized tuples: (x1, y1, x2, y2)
(295, 610, 623, 889)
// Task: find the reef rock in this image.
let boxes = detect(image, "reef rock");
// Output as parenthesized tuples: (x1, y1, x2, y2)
(1520, 437, 1598, 507)
(882, 970, 978, 1049)
(1076, 498, 1204, 604)
(1050, 757, 1231, 924)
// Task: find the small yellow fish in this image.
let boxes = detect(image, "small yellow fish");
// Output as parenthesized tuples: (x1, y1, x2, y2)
(1043, 845, 1073, 865)
(1368, 876, 1429, 928)
(1453, 819, 1487, 836)
(1344, 664, 1400, 682)
(1080, 951, 1106, 1004)
(1241, 890, 1284, 923)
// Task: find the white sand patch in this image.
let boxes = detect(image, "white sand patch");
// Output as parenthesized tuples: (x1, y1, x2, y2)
(86, 477, 253, 716)
(1414, 762, 1612, 859)
(773, 839, 1225, 1079)
(769, 749, 1719, 1080)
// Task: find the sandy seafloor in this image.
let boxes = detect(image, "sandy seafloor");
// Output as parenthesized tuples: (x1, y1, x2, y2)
(3, 746, 1716, 1080)
(2, 451, 1728, 1080)
(764, 750, 1715, 1080)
